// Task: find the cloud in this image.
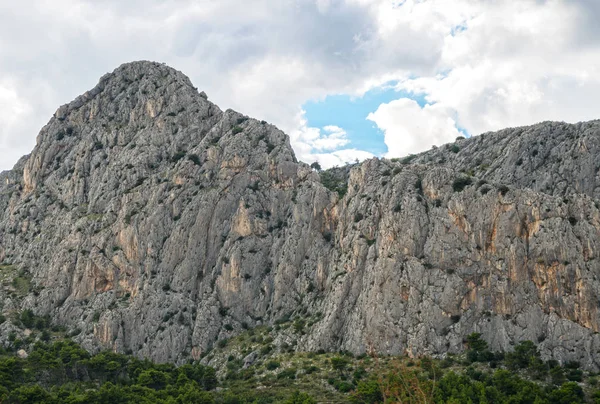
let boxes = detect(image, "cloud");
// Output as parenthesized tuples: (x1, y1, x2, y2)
(395, 0, 600, 135)
(0, 0, 599, 171)
(312, 148, 375, 168)
(289, 111, 373, 168)
(0, 0, 449, 171)
(367, 99, 460, 157)
(0, 79, 35, 168)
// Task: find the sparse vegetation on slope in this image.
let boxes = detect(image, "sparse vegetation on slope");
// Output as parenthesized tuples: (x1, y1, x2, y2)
(0, 329, 599, 403)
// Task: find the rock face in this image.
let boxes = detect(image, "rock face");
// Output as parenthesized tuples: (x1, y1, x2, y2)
(1, 61, 600, 368)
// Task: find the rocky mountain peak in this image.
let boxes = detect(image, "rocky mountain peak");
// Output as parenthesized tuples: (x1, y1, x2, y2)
(19, 61, 297, 199)
(1, 62, 600, 370)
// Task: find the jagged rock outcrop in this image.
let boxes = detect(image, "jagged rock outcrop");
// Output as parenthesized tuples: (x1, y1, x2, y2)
(1, 61, 600, 369)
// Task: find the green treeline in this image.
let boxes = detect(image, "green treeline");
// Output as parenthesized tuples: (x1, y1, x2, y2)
(0, 333, 599, 403)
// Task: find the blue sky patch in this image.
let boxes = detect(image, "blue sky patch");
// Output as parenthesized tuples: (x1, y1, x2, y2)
(301, 84, 429, 155)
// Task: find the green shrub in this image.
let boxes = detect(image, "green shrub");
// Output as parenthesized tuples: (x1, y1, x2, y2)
(293, 319, 305, 334)
(331, 356, 350, 373)
(188, 154, 201, 166)
(320, 171, 347, 198)
(277, 368, 297, 379)
(282, 391, 317, 404)
(452, 176, 472, 192)
(171, 151, 186, 163)
(401, 155, 416, 164)
(498, 184, 510, 196)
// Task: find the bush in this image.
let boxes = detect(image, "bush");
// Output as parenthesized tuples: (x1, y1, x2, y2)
(401, 155, 416, 164)
(266, 360, 280, 370)
(20, 310, 36, 329)
(466, 333, 488, 352)
(549, 382, 585, 403)
(188, 154, 201, 166)
(498, 184, 510, 196)
(414, 179, 423, 193)
(283, 391, 317, 404)
(320, 171, 347, 198)
(171, 151, 186, 163)
(505, 340, 541, 370)
(277, 368, 297, 379)
(293, 319, 305, 334)
(331, 356, 350, 373)
(260, 345, 273, 355)
(452, 177, 472, 192)
(352, 379, 383, 403)
(137, 369, 170, 390)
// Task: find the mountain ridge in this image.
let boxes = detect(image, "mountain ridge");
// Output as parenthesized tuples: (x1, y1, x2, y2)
(1, 61, 600, 370)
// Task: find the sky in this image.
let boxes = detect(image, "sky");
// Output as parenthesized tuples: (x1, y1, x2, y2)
(1, 0, 599, 170)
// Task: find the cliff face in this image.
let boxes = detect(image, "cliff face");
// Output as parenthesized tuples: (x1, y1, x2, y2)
(1, 61, 600, 368)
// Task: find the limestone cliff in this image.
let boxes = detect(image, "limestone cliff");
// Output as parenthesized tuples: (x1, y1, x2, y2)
(1, 61, 599, 369)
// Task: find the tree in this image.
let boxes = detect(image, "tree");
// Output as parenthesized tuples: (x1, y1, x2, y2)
(331, 356, 350, 373)
(505, 341, 542, 370)
(137, 369, 170, 390)
(5, 385, 51, 404)
(465, 333, 494, 363)
(466, 333, 488, 352)
(351, 379, 383, 403)
(176, 383, 215, 404)
(549, 382, 585, 404)
(310, 161, 322, 171)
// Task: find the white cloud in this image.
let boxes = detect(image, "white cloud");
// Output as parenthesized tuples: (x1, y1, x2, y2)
(367, 99, 460, 157)
(312, 148, 375, 168)
(395, 0, 600, 136)
(289, 111, 373, 168)
(0, 0, 599, 171)
(0, 79, 35, 169)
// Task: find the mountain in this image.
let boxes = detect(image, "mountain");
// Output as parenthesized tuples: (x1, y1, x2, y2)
(1, 61, 599, 369)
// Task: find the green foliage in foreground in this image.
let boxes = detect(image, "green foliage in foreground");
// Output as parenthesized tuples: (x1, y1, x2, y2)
(0, 339, 217, 403)
(0, 333, 599, 403)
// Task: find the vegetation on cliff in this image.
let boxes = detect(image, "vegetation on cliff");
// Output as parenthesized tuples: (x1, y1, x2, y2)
(1, 327, 599, 403)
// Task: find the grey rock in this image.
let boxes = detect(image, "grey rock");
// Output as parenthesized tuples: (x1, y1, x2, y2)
(1, 61, 600, 370)
(243, 351, 258, 368)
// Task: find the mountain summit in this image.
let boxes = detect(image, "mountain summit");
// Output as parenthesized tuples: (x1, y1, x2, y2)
(1, 62, 600, 369)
